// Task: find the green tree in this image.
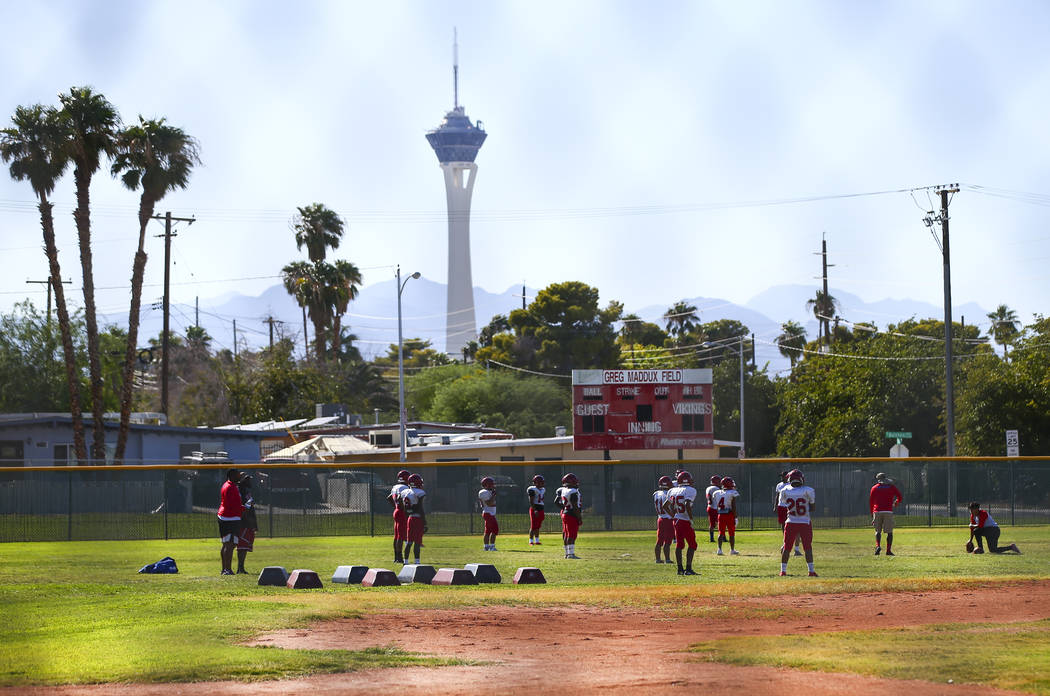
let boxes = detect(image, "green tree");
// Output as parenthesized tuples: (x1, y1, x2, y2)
(986, 304, 1020, 361)
(58, 86, 121, 460)
(776, 320, 807, 368)
(422, 369, 570, 438)
(663, 300, 698, 344)
(711, 359, 778, 457)
(618, 314, 668, 368)
(281, 205, 361, 362)
(1, 104, 87, 460)
(110, 116, 200, 461)
(505, 281, 622, 373)
(325, 259, 362, 360)
(478, 314, 510, 348)
(958, 315, 1050, 457)
(776, 319, 987, 457)
(0, 302, 81, 412)
(806, 290, 838, 344)
(292, 203, 345, 262)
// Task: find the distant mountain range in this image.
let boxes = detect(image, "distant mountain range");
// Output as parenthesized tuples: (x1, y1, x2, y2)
(100, 281, 990, 377)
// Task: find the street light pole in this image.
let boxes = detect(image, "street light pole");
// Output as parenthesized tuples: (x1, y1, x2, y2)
(738, 335, 745, 458)
(397, 266, 421, 463)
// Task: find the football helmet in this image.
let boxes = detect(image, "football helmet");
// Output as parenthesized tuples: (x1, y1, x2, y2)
(721, 476, 736, 490)
(532, 475, 545, 486)
(396, 469, 411, 483)
(710, 475, 722, 486)
(407, 473, 423, 487)
(481, 476, 495, 490)
(561, 473, 579, 487)
(658, 475, 673, 489)
(787, 469, 804, 485)
(676, 471, 694, 485)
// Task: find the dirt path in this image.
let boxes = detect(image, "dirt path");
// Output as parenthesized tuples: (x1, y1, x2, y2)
(15, 581, 1050, 696)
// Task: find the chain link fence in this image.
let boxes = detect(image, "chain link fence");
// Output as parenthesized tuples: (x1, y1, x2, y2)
(1, 458, 1048, 542)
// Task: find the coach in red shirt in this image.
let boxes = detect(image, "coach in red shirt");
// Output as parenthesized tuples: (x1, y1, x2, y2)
(869, 472, 902, 556)
(217, 469, 244, 576)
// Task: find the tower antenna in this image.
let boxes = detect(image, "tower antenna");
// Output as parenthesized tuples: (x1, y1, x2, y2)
(453, 27, 459, 109)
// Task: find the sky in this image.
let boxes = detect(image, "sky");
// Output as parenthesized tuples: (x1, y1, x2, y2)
(3, 0, 1050, 346)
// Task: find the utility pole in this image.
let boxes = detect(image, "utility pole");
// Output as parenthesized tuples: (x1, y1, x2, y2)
(195, 296, 199, 327)
(263, 316, 281, 349)
(302, 306, 309, 361)
(233, 319, 238, 358)
(922, 186, 960, 457)
(152, 211, 195, 416)
(26, 277, 71, 325)
(819, 235, 834, 342)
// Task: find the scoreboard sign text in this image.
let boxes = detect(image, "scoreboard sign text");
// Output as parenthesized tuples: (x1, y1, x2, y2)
(571, 369, 714, 451)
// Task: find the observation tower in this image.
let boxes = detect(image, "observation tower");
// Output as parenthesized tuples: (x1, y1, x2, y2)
(425, 31, 487, 358)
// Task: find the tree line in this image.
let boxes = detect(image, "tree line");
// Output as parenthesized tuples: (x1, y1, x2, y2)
(4, 88, 1045, 457)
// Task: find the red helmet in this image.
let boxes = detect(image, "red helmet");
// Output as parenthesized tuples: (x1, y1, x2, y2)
(658, 475, 673, 489)
(721, 476, 736, 490)
(787, 469, 804, 485)
(481, 476, 495, 490)
(532, 475, 545, 486)
(676, 471, 694, 485)
(561, 473, 579, 487)
(407, 473, 423, 487)
(396, 469, 411, 483)
(710, 475, 722, 486)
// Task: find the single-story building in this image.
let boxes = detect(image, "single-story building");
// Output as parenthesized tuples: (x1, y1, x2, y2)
(0, 414, 272, 467)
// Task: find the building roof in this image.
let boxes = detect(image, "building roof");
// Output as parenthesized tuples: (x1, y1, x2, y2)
(264, 434, 378, 461)
(0, 414, 273, 439)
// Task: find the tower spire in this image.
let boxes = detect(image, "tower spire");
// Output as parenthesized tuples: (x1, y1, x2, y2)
(453, 27, 459, 109)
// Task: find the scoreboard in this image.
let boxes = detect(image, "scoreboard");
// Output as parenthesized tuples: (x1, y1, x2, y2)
(571, 368, 713, 451)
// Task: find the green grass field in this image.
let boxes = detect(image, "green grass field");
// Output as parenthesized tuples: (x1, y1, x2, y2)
(1, 526, 1048, 688)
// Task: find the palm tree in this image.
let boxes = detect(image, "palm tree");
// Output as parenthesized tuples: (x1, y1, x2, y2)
(292, 203, 345, 262)
(110, 116, 200, 461)
(58, 86, 120, 461)
(776, 320, 807, 368)
(281, 261, 323, 361)
(326, 259, 362, 360)
(806, 290, 838, 344)
(663, 300, 698, 343)
(1, 104, 87, 461)
(986, 304, 1020, 360)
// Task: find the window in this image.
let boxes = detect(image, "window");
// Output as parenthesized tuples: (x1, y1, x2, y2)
(535, 457, 563, 461)
(436, 458, 478, 462)
(682, 415, 706, 432)
(500, 456, 525, 461)
(580, 415, 605, 434)
(636, 404, 653, 422)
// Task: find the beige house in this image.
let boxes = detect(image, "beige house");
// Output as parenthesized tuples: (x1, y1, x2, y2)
(330, 434, 723, 464)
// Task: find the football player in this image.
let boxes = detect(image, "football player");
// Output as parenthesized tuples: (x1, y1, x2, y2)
(713, 476, 740, 556)
(387, 469, 412, 564)
(870, 472, 903, 556)
(478, 476, 499, 551)
(398, 474, 427, 564)
(556, 473, 582, 559)
(527, 475, 546, 546)
(775, 470, 802, 556)
(777, 469, 818, 576)
(664, 470, 699, 576)
(653, 475, 674, 563)
(705, 475, 722, 543)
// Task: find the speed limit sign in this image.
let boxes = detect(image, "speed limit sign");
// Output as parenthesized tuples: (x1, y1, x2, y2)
(1006, 429, 1019, 457)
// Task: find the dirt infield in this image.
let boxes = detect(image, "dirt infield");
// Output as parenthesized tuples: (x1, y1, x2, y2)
(15, 581, 1050, 695)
